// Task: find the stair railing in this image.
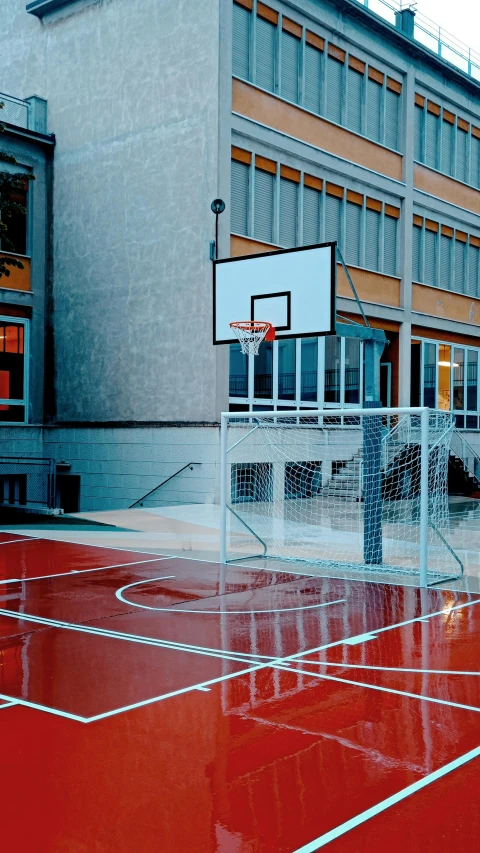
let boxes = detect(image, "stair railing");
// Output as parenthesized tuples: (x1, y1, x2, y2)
(450, 430, 480, 484)
(129, 462, 200, 509)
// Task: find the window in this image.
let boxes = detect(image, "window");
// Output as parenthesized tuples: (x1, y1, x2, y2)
(304, 43, 322, 114)
(365, 205, 381, 271)
(345, 198, 361, 266)
(425, 109, 439, 169)
(280, 30, 300, 103)
(366, 74, 382, 143)
(230, 343, 248, 397)
(423, 342, 436, 408)
(344, 338, 360, 404)
(346, 66, 363, 135)
(416, 338, 480, 426)
(0, 321, 27, 423)
(278, 338, 296, 399)
(255, 15, 276, 91)
(325, 55, 343, 124)
(254, 340, 273, 398)
(414, 103, 424, 161)
(232, 2, 251, 79)
(0, 186, 27, 256)
(440, 230, 452, 291)
(303, 183, 321, 245)
(383, 212, 398, 276)
(301, 338, 317, 401)
(456, 126, 468, 183)
(254, 167, 275, 243)
(455, 236, 467, 294)
(441, 118, 454, 176)
(324, 192, 342, 246)
(472, 135, 480, 189)
(467, 350, 478, 412)
(468, 241, 480, 298)
(385, 86, 400, 150)
(279, 176, 298, 247)
(412, 223, 422, 282)
(231, 159, 249, 234)
(453, 348, 464, 411)
(325, 335, 341, 403)
(424, 226, 437, 287)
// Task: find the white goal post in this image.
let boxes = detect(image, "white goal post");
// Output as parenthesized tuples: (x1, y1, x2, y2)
(220, 407, 463, 588)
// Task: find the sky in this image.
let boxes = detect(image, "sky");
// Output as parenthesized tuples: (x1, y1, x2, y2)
(414, 0, 480, 55)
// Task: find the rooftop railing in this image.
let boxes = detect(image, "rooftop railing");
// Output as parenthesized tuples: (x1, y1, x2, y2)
(354, 0, 480, 82)
(0, 92, 47, 133)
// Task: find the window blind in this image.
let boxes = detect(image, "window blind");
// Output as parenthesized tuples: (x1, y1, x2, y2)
(440, 234, 452, 291)
(326, 56, 342, 124)
(324, 193, 342, 246)
(468, 244, 480, 298)
(254, 168, 275, 243)
(346, 67, 362, 135)
(231, 160, 249, 235)
(412, 224, 422, 282)
(383, 215, 397, 276)
(280, 30, 300, 103)
(471, 136, 480, 189)
(255, 17, 276, 92)
(424, 229, 437, 287)
(425, 111, 439, 169)
(279, 177, 298, 247)
(455, 239, 467, 294)
(365, 207, 380, 270)
(345, 201, 361, 266)
(456, 127, 468, 183)
(366, 77, 382, 143)
(385, 88, 400, 150)
(304, 43, 322, 114)
(303, 185, 321, 245)
(440, 120, 454, 176)
(414, 104, 424, 161)
(232, 3, 250, 79)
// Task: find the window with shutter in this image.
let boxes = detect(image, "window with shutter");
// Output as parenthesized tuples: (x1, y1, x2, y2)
(424, 229, 437, 287)
(384, 214, 397, 276)
(279, 177, 298, 247)
(440, 120, 454, 176)
(280, 30, 300, 103)
(468, 244, 480, 298)
(326, 56, 343, 125)
(455, 239, 467, 294)
(440, 234, 452, 290)
(456, 127, 468, 183)
(231, 160, 250, 235)
(255, 16, 276, 92)
(425, 111, 439, 169)
(365, 207, 380, 270)
(346, 67, 362, 135)
(303, 185, 321, 245)
(385, 88, 400, 150)
(414, 104, 424, 161)
(232, 3, 251, 79)
(366, 78, 382, 143)
(412, 225, 422, 282)
(345, 201, 361, 266)
(254, 168, 275, 243)
(324, 193, 342, 246)
(471, 136, 480, 189)
(304, 43, 322, 114)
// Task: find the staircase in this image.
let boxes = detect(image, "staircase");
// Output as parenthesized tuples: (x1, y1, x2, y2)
(322, 453, 363, 500)
(449, 431, 480, 497)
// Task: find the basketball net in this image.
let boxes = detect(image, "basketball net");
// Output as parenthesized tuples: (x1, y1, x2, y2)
(230, 321, 276, 356)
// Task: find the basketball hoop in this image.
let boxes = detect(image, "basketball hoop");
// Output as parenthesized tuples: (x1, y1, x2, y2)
(230, 321, 276, 356)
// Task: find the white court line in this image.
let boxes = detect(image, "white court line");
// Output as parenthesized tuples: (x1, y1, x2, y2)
(0, 556, 173, 586)
(0, 691, 86, 722)
(295, 661, 480, 676)
(273, 663, 480, 714)
(0, 700, 17, 709)
(291, 745, 480, 852)
(115, 577, 346, 614)
(0, 537, 40, 546)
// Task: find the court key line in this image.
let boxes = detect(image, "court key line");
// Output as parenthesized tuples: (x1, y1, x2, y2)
(291, 745, 480, 852)
(115, 576, 346, 614)
(0, 556, 174, 586)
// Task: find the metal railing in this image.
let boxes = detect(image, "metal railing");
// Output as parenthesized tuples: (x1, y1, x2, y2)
(129, 462, 200, 509)
(450, 429, 480, 483)
(0, 456, 57, 511)
(0, 92, 29, 129)
(354, 0, 480, 82)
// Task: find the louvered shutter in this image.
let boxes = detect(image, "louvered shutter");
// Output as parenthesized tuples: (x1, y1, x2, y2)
(231, 160, 249, 234)
(303, 185, 321, 244)
(326, 56, 343, 124)
(412, 225, 422, 282)
(279, 177, 298, 247)
(345, 201, 361, 266)
(383, 214, 397, 276)
(468, 244, 479, 298)
(281, 30, 300, 103)
(232, 3, 250, 79)
(365, 208, 380, 270)
(255, 17, 276, 91)
(346, 67, 362, 135)
(324, 193, 342, 245)
(254, 168, 274, 243)
(366, 77, 382, 143)
(424, 229, 437, 287)
(384, 88, 400, 150)
(455, 239, 467, 294)
(304, 44, 322, 114)
(440, 234, 452, 290)
(471, 136, 480, 189)
(414, 104, 424, 161)
(425, 111, 439, 169)
(456, 127, 468, 183)
(440, 120, 454, 176)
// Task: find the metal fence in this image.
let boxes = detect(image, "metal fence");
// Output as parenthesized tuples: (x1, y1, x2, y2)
(0, 457, 56, 511)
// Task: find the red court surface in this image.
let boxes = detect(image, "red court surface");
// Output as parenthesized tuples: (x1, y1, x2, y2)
(0, 532, 479, 852)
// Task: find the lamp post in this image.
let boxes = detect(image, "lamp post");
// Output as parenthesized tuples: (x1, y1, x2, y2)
(210, 198, 225, 260)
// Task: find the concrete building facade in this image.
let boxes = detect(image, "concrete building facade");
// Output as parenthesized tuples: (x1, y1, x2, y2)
(0, 0, 479, 511)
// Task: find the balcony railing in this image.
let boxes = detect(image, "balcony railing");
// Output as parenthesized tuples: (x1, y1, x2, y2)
(354, 0, 480, 82)
(0, 92, 29, 129)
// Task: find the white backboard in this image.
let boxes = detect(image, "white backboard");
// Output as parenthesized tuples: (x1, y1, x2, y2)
(213, 242, 336, 344)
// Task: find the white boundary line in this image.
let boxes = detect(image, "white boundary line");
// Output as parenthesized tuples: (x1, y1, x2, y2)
(0, 537, 40, 546)
(296, 661, 480, 676)
(0, 700, 17, 709)
(291, 745, 480, 852)
(0, 557, 174, 586)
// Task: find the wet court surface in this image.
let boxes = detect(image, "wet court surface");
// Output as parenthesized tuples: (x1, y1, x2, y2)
(0, 532, 479, 851)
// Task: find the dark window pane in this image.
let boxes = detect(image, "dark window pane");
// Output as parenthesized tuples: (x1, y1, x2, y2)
(254, 340, 273, 398)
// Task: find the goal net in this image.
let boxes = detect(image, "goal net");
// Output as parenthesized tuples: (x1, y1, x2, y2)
(220, 408, 463, 586)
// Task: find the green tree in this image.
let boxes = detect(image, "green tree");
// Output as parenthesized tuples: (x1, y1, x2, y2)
(0, 101, 35, 279)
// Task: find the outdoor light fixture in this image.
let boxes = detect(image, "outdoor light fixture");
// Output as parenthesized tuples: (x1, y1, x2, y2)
(210, 198, 226, 260)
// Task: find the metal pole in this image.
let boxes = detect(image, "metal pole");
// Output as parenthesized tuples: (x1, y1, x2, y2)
(419, 407, 429, 588)
(215, 212, 219, 260)
(220, 413, 228, 564)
